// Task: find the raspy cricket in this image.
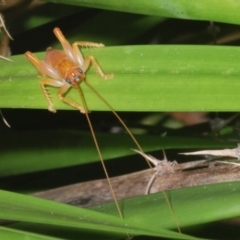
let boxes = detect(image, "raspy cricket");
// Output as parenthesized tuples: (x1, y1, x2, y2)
(25, 28, 113, 114)
(25, 28, 181, 235)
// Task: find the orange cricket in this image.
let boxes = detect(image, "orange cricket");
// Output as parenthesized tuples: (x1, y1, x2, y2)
(25, 27, 113, 113)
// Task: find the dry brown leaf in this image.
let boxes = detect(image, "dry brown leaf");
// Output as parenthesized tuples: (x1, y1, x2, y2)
(180, 144, 240, 160)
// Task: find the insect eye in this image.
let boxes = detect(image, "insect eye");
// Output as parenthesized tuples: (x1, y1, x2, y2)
(78, 68, 83, 74)
(66, 78, 71, 84)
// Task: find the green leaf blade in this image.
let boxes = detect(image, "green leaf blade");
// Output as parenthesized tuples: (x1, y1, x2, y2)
(1, 45, 240, 111)
(46, 0, 240, 25)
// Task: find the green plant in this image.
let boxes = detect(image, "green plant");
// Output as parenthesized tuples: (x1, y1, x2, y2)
(1, 1, 240, 239)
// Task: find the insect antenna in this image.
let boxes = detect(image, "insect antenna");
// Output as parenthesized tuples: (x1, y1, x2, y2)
(82, 79, 152, 168)
(75, 84, 124, 219)
(83, 79, 181, 233)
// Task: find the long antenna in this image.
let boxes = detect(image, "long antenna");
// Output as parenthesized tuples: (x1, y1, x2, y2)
(83, 79, 181, 233)
(83, 79, 151, 168)
(76, 84, 123, 219)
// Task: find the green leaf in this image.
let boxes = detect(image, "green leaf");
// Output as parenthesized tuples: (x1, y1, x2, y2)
(0, 189, 194, 240)
(2, 181, 240, 239)
(13, 3, 82, 33)
(1, 45, 240, 111)
(92, 181, 240, 230)
(45, 0, 240, 25)
(0, 226, 62, 240)
(2, 1, 240, 239)
(16, 6, 163, 46)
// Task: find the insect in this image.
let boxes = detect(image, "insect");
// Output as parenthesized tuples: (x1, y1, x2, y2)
(25, 27, 145, 219)
(25, 28, 180, 233)
(25, 28, 112, 113)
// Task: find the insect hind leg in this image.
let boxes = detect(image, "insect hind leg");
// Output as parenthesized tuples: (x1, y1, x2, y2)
(25, 51, 59, 79)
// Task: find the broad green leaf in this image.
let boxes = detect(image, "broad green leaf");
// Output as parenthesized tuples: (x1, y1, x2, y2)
(1, 46, 240, 111)
(16, 6, 163, 46)
(3, 181, 240, 239)
(45, 0, 240, 25)
(91, 181, 240, 234)
(0, 189, 194, 240)
(50, 12, 165, 46)
(12, 3, 82, 33)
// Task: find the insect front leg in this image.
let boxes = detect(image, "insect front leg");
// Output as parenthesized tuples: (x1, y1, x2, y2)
(40, 79, 64, 113)
(82, 55, 114, 80)
(57, 83, 87, 113)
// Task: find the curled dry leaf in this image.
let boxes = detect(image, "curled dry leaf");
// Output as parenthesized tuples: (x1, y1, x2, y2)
(132, 149, 177, 175)
(0, 9, 13, 59)
(0, 110, 10, 127)
(132, 149, 177, 194)
(180, 144, 240, 160)
(32, 150, 240, 207)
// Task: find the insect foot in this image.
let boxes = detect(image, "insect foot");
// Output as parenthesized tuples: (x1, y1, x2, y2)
(103, 73, 114, 80)
(48, 105, 57, 113)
